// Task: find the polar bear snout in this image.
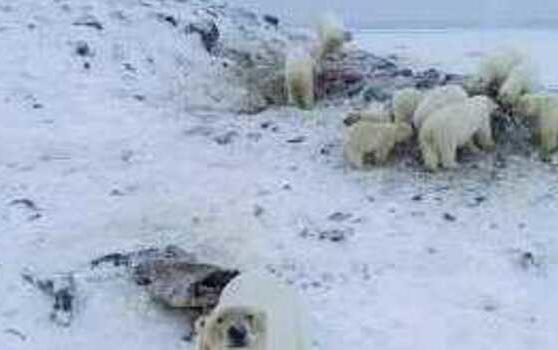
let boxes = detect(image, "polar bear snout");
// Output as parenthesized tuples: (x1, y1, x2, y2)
(227, 323, 249, 348)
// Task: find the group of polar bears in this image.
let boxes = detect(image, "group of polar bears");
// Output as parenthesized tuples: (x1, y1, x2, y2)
(195, 271, 311, 350)
(344, 48, 558, 171)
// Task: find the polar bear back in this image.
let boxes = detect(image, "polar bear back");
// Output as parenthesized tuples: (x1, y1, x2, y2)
(421, 96, 494, 148)
(413, 85, 468, 129)
(217, 271, 311, 350)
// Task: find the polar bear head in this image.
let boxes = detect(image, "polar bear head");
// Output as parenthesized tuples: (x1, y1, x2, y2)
(196, 306, 266, 350)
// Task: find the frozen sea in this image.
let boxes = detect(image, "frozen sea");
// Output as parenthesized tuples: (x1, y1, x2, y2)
(355, 28, 558, 90)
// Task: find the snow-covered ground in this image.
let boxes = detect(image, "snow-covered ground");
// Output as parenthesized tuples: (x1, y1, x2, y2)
(1, 1, 557, 349)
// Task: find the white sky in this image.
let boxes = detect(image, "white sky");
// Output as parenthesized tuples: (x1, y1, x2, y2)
(231, 0, 558, 27)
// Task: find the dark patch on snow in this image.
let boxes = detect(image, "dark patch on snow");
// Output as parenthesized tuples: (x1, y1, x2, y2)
(287, 136, 306, 144)
(442, 213, 457, 222)
(21, 272, 76, 327)
(262, 15, 279, 27)
(328, 212, 353, 222)
(185, 20, 220, 53)
(75, 41, 93, 57)
(214, 130, 239, 145)
(73, 15, 104, 31)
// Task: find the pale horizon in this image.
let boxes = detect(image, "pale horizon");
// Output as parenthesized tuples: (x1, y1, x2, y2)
(230, 0, 558, 28)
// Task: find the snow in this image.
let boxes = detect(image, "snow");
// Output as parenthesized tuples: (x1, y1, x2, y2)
(1, 1, 557, 350)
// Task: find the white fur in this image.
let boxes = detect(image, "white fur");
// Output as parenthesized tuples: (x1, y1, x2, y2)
(285, 49, 315, 110)
(392, 87, 424, 124)
(315, 12, 345, 58)
(413, 85, 468, 129)
(344, 120, 413, 168)
(472, 48, 525, 94)
(419, 96, 497, 171)
(499, 63, 538, 107)
(519, 93, 558, 160)
(197, 271, 311, 350)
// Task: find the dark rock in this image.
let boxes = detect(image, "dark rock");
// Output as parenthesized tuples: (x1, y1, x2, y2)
(398, 68, 413, 77)
(4, 329, 27, 341)
(519, 251, 540, 270)
(9, 198, 38, 211)
(415, 68, 445, 89)
(263, 14, 279, 27)
(362, 85, 391, 102)
(443, 213, 457, 222)
(185, 20, 220, 53)
(328, 212, 353, 222)
(32, 103, 43, 109)
(156, 13, 178, 27)
(214, 131, 239, 145)
(22, 272, 76, 327)
(73, 15, 103, 31)
(319, 228, 353, 242)
(253, 205, 265, 217)
(75, 41, 93, 57)
(286, 136, 306, 144)
(83, 62, 91, 70)
(411, 194, 423, 201)
(91, 253, 130, 268)
(133, 94, 146, 102)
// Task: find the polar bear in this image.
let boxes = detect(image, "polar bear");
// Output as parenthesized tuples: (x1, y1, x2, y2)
(344, 120, 413, 168)
(195, 271, 311, 350)
(518, 93, 558, 161)
(470, 48, 525, 96)
(499, 63, 538, 109)
(412, 85, 468, 129)
(419, 96, 498, 171)
(285, 49, 315, 110)
(392, 87, 424, 124)
(315, 12, 346, 58)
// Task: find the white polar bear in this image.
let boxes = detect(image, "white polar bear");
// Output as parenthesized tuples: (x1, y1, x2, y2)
(285, 49, 315, 110)
(412, 85, 468, 129)
(392, 87, 424, 124)
(315, 12, 346, 58)
(344, 120, 413, 168)
(196, 271, 311, 350)
(498, 63, 538, 108)
(519, 93, 558, 161)
(419, 96, 497, 171)
(470, 48, 525, 95)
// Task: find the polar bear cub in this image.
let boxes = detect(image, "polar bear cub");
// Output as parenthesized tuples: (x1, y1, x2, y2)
(315, 12, 346, 58)
(344, 120, 413, 168)
(419, 96, 497, 171)
(285, 48, 315, 110)
(196, 271, 311, 350)
(519, 93, 558, 161)
(392, 87, 424, 124)
(412, 85, 468, 129)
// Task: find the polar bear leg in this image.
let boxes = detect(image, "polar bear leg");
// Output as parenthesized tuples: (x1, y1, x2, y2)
(476, 125, 496, 150)
(420, 137, 440, 171)
(440, 143, 458, 169)
(345, 146, 365, 168)
(375, 147, 391, 164)
(540, 127, 558, 161)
